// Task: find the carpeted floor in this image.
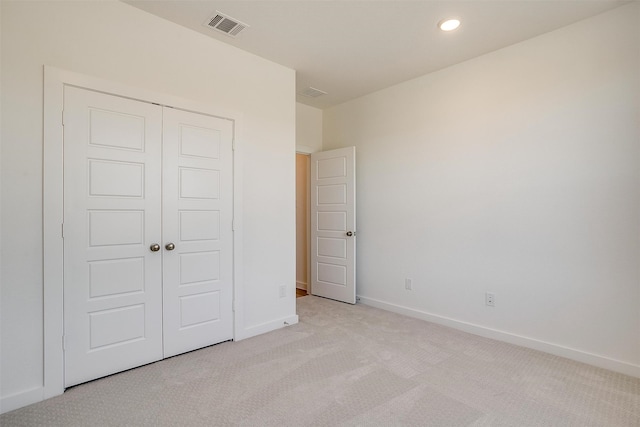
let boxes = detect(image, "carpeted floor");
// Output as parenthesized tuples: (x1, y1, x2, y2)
(2, 295, 639, 426)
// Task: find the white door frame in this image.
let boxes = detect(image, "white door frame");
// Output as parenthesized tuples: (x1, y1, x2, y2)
(43, 66, 245, 399)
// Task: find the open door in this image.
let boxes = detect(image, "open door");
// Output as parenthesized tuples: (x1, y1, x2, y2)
(310, 147, 356, 304)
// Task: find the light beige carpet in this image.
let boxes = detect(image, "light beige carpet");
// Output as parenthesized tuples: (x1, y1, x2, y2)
(2, 295, 638, 426)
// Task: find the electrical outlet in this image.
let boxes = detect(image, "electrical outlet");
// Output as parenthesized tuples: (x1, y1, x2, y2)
(485, 292, 495, 307)
(279, 285, 286, 298)
(405, 278, 413, 291)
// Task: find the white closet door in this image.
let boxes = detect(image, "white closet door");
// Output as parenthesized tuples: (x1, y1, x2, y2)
(63, 87, 163, 387)
(162, 108, 234, 357)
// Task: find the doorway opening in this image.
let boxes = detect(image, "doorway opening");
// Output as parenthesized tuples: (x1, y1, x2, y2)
(295, 153, 310, 298)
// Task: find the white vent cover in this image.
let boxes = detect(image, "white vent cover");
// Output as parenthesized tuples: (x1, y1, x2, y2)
(298, 87, 328, 98)
(204, 11, 249, 37)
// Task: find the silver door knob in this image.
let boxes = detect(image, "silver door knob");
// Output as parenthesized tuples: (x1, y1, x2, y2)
(165, 243, 175, 251)
(346, 231, 354, 237)
(150, 243, 161, 252)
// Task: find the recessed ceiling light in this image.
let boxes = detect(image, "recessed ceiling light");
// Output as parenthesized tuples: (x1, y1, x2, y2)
(439, 19, 461, 32)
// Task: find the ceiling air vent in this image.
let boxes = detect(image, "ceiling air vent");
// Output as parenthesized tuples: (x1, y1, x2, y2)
(298, 87, 328, 98)
(204, 11, 249, 38)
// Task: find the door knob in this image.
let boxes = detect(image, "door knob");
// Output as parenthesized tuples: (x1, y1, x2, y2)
(165, 243, 175, 251)
(346, 231, 355, 237)
(150, 243, 161, 252)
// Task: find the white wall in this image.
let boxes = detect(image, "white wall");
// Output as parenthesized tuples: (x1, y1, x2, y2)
(0, 1, 4, 410)
(296, 103, 323, 153)
(324, 3, 640, 376)
(0, 0, 296, 412)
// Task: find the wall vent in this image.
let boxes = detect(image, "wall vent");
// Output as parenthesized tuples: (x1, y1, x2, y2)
(298, 87, 328, 98)
(204, 11, 249, 37)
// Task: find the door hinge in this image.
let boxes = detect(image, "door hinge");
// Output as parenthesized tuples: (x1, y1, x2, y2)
(232, 139, 236, 151)
(61, 223, 64, 238)
(232, 219, 235, 231)
(62, 335, 66, 351)
(61, 110, 65, 126)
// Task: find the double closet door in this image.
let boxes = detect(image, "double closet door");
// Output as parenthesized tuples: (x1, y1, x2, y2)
(63, 87, 233, 387)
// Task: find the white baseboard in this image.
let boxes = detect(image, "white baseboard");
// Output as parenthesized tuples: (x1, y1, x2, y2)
(296, 281, 307, 290)
(0, 386, 44, 415)
(358, 295, 640, 378)
(236, 314, 299, 341)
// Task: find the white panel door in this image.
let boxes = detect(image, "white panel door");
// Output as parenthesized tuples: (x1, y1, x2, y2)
(310, 147, 356, 304)
(162, 108, 234, 357)
(63, 87, 163, 386)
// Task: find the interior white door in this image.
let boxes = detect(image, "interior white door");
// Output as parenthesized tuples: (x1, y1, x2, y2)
(162, 108, 234, 357)
(63, 87, 164, 386)
(310, 147, 356, 304)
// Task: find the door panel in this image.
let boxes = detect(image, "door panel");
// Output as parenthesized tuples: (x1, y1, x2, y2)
(88, 160, 144, 196)
(63, 87, 163, 387)
(310, 147, 356, 304)
(162, 108, 234, 358)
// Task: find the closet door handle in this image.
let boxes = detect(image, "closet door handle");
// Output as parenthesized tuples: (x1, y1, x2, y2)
(165, 243, 175, 251)
(150, 243, 161, 252)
